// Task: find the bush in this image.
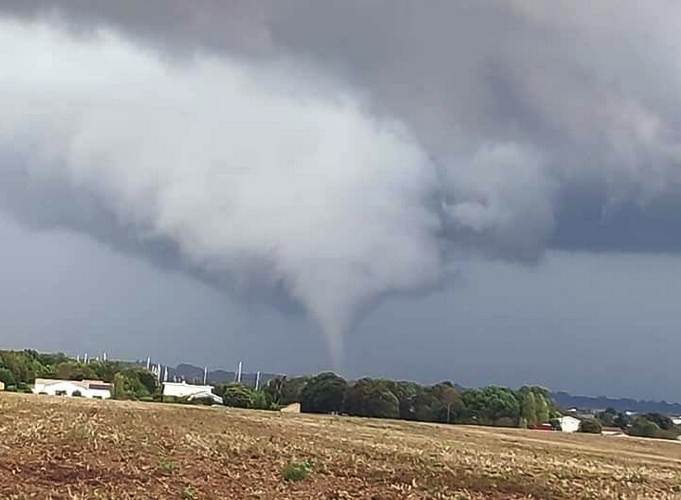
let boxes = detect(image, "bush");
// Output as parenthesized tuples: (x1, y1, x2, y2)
(71, 390, 83, 397)
(281, 460, 312, 482)
(0, 368, 15, 387)
(579, 419, 602, 434)
(627, 417, 679, 440)
(221, 384, 256, 409)
(191, 396, 216, 406)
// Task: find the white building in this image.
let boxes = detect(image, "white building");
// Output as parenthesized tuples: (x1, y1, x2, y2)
(557, 415, 581, 433)
(32, 379, 112, 399)
(162, 381, 223, 404)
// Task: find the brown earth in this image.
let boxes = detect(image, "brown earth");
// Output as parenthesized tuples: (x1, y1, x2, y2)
(1, 393, 681, 499)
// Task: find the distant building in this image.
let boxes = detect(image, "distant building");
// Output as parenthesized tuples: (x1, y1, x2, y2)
(162, 381, 223, 404)
(557, 415, 581, 433)
(0, 381, 5, 391)
(32, 379, 112, 399)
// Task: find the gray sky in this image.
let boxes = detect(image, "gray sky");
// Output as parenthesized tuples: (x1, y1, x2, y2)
(2, 1, 681, 400)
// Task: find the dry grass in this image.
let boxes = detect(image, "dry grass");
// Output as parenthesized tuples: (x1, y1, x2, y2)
(1, 393, 681, 499)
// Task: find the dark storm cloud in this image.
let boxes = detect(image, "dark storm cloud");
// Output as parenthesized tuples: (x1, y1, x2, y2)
(4, 0, 680, 254)
(3, 0, 681, 364)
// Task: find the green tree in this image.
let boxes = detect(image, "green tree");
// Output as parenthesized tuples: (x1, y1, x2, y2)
(642, 413, 674, 431)
(385, 381, 423, 420)
(534, 393, 550, 424)
(614, 412, 630, 429)
(462, 387, 520, 426)
(264, 376, 286, 406)
(113, 373, 127, 400)
(628, 417, 661, 438)
(281, 376, 310, 405)
(300, 372, 347, 414)
(111, 372, 149, 400)
(55, 362, 98, 381)
(579, 419, 602, 434)
(519, 390, 537, 427)
(344, 379, 399, 419)
(221, 384, 256, 408)
(0, 367, 16, 386)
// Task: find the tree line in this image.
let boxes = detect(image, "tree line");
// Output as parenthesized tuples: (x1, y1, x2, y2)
(589, 407, 681, 440)
(2, 349, 679, 439)
(262, 372, 559, 427)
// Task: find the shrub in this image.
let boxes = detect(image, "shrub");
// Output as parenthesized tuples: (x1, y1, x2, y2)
(221, 384, 256, 408)
(191, 396, 216, 406)
(181, 487, 196, 499)
(579, 419, 603, 434)
(281, 460, 312, 482)
(16, 382, 31, 393)
(0, 368, 16, 386)
(71, 390, 83, 397)
(627, 417, 679, 440)
(158, 458, 177, 473)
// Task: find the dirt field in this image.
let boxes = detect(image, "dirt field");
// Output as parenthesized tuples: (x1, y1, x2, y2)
(1, 394, 681, 499)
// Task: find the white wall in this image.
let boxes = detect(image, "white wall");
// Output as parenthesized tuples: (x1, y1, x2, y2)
(559, 416, 581, 433)
(32, 381, 111, 399)
(162, 382, 215, 398)
(86, 387, 112, 399)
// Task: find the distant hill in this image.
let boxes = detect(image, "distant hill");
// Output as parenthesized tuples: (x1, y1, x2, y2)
(551, 391, 681, 415)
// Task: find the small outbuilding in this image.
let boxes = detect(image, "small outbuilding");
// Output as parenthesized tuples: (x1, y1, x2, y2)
(32, 379, 112, 399)
(557, 415, 581, 433)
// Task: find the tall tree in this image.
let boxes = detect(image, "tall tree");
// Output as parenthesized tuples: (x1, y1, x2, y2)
(300, 372, 347, 414)
(344, 379, 399, 419)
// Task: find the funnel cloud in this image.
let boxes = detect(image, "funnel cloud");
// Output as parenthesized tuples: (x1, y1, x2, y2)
(2, 2, 681, 369)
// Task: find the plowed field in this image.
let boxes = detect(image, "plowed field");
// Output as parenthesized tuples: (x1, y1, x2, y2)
(1, 393, 680, 499)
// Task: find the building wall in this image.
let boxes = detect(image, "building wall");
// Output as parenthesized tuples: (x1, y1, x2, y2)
(33, 381, 84, 397)
(162, 382, 215, 398)
(559, 416, 581, 433)
(86, 387, 112, 399)
(32, 381, 111, 399)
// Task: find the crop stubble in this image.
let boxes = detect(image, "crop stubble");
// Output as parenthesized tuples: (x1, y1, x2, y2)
(0, 394, 680, 499)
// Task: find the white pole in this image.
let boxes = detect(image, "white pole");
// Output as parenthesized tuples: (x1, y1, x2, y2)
(237, 361, 243, 384)
(84, 353, 88, 364)
(103, 352, 107, 362)
(76, 354, 80, 363)
(203, 367, 207, 386)
(255, 371, 261, 391)
(164, 366, 168, 382)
